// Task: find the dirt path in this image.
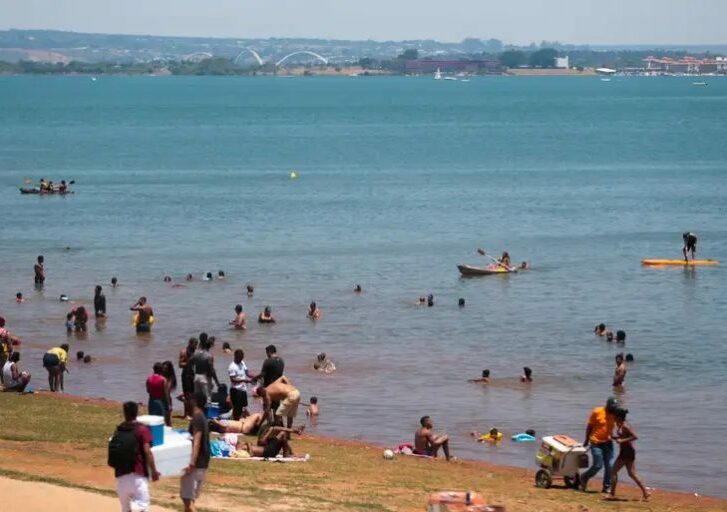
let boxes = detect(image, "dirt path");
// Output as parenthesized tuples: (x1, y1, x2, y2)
(0, 476, 176, 512)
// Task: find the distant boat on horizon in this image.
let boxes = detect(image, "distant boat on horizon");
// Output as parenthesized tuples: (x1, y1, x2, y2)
(434, 68, 442, 80)
(692, 81, 708, 86)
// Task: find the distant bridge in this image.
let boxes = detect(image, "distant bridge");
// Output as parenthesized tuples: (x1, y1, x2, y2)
(233, 48, 264, 66)
(275, 51, 329, 67)
(183, 52, 213, 62)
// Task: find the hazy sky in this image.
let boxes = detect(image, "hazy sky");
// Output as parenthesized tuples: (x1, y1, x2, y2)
(1, 0, 725, 44)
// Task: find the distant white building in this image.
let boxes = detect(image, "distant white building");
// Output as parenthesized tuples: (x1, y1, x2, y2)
(554, 56, 569, 69)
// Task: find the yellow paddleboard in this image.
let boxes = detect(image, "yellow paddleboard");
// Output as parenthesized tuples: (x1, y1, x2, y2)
(641, 259, 720, 266)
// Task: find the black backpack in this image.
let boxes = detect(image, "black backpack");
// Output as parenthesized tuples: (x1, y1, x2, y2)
(108, 422, 138, 473)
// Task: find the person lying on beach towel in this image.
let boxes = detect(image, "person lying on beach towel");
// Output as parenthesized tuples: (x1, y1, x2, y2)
(239, 422, 305, 459)
(210, 413, 266, 435)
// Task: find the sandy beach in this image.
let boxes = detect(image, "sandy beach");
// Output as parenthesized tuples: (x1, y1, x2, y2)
(1, 392, 725, 511)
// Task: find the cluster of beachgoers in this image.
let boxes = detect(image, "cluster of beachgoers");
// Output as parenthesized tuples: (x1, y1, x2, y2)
(4, 236, 710, 509)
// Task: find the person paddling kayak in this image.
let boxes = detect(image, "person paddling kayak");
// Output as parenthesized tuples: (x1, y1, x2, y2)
(683, 232, 698, 262)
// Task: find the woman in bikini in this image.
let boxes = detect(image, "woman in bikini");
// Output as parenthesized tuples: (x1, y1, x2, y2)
(610, 408, 650, 501)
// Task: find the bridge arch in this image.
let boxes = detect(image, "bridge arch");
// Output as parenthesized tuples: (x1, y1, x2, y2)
(183, 52, 213, 62)
(275, 51, 329, 67)
(234, 48, 264, 66)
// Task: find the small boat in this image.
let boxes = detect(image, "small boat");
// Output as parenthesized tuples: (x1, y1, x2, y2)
(434, 68, 442, 80)
(641, 259, 719, 266)
(19, 188, 73, 195)
(457, 264, 514, 276)
(443, 76, 458, 81)
(692, 81, 708, 86)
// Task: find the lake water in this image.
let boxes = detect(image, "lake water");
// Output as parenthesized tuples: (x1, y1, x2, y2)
(1, 75, 726, 497)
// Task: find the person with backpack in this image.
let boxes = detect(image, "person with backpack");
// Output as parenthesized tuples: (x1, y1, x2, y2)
(109, 401, 160, 512)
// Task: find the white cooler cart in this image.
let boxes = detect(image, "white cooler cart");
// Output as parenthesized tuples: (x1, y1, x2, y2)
(534, 434, 589, 489)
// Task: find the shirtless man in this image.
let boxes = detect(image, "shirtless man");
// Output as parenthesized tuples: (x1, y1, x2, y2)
(210, 412, 265, 435)
(613, 353, 627, 389)
(179, 337, 198, 418)
(307, 302, 321, 320)
(255, 376, 300, 428)
(130, 297, 153, 332)
(34, 255, 45, 286)
(230, 305, 246, 330)
(414, 416, 451, 460)
(258, 306, 276, 324)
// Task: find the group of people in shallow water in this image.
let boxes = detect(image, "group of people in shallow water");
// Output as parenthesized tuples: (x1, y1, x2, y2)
(33, 177, 72, 194)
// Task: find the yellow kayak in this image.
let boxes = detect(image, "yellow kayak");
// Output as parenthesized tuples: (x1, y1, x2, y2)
(641, 259, 720, 266)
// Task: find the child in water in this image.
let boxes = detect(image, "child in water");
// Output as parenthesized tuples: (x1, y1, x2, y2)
(15, 292, 24, 303)
(520, 367, 533, 383)
(468, 369, 490, 383)
(306, 396, 319, 416)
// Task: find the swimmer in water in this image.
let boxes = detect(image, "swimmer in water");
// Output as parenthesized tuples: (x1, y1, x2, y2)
(258, 306, 276, 324)
(520, 261, 529, 269)
(204, 272, 213, 281)
(468, 369, 490, 384)
(111, 277, 118, 287)
(613, 353, 627, 389)
(130, 297, 154, 332)
(222, 342, 232, 354)
(458, 298, 465, 308)
(163, 276, 172, 283)
(246, 284, 254, 297)
(230, 304, 246, 330)
(418, 296, 426, 305)
(616, 330, 626, 343)
(625, 353, 634, 363)
(594, 323, 612, 338)
(354, 284, 362, 293)
(307, 302, 321, 320)
(520, 367, 533, 383)
(185, 273, 193, 281)
(427, 294, 434, 307)
(306, 396, 319, 416)
(313, 352, 336, 373)
(94, 285, 106, 318)
(34, 255, 45, 287)
(16, 292, 23, 303)
(218, 270, 225, 280)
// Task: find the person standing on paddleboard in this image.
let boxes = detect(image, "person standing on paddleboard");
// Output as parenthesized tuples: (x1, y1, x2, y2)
(683, 232, 698, 262)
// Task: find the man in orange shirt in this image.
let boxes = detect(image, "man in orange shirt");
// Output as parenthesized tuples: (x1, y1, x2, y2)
(580, 397, 619, 494)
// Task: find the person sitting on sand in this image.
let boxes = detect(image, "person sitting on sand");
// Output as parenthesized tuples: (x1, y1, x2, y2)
(258, 306, 276, 324)
(610, 408, 650, 501)
(255, 375, 300, 428)
(468, 369, 490, 384)
(613, 353, 627, 389)
(305, 396, 319, 416)
(210, 412, 266, 435)
(2, 352, 31, 392)
(313, 353, 336, 373)
(0, 317, 21, 380)
(307, 301, 321, 320)
(520, 367, 533, 383)
(130, 297, 153, 333)
(414, 416, 451, 460)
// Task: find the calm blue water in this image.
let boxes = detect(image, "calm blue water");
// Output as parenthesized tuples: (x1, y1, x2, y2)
(1, 75, 726, 496)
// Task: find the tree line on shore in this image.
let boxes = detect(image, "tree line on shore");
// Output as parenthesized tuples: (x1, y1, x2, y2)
(0, 48, 720, 76)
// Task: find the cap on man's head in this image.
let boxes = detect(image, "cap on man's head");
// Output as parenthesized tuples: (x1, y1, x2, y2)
(606, 396, 619, 412)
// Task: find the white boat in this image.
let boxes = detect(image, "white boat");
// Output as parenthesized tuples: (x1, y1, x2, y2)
(692, 81, 708, 86)
(443, 76, 458, 81)
(600, 78, 611, 82)
(434, 68, 442, 80)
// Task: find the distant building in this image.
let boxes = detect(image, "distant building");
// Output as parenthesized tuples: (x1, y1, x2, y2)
(643, 56, 727, 74)
(405, 59, 502, 74)
(554, 56, 569, 69)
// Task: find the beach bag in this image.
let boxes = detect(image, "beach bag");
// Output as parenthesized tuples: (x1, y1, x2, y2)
(108, 423, 137, 473)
